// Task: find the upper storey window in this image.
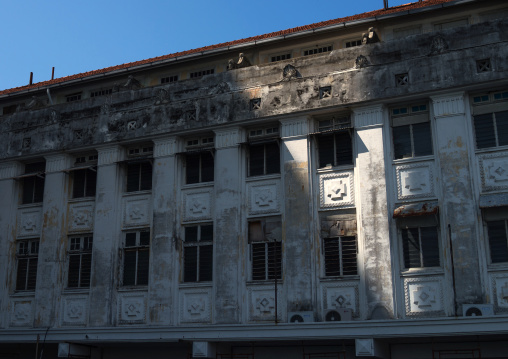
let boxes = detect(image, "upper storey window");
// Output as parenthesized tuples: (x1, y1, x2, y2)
(247, 126, 280, 177)
(315, 115, 353, 169)
(434, 18, 468, 31)
(71, 154, 97, 199)
(303, 45, 332, 56)
(16, 238, 39, 291)
(391, 104, 432, 160)
(125, 145, 153, 192)
(483, 208, 508, 264)
(270, 53, 291, 62)
(21, 162, 45, 204)
(184, 136, 215, 184)
(66, 93, 82, 102)
(472, 91, 508, 149)
(190, 69, 214, 79)
(398, 216, 440, 270)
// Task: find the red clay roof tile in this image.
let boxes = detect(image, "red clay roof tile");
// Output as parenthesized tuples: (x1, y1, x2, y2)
(0, 0, 457, 96)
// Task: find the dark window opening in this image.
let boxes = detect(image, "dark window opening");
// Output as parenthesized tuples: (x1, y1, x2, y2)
(248, 142, 280, 176)
(304, 46, 333, 56)
(345, 40, 362, 48)
(123, 230, 150, 286)
(474, 111, 508, 149)
(2, 104, 18, 115)
(393, 122, 432, 159)
(22, 162, 45, 204)
(161, 75, 178, 84)
(271, 54, 291, 62)
(324, 236, 357, 276)
(249, 218, 282, 281)
(16, 239, 39, 291)
(90, 89, 112, 98)
(190, 69, 214, 79)
(126, 162, 152, 192)
(186, 151, 214, 184)
(183, 224, 213, 282)
(66, 93, 82, 102)
(401, 226, 440, 269)
(68, 236, 93, 288)
(317, 131, 353, 168)
(486, 220, 508, 263)
(72, 168, 97, 198)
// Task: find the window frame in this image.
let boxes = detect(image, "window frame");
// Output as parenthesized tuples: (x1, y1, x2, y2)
(20, 162, 46, 205)
(246, 126, 281, 177)
(471, 91, 508, 150)
(391, 103, 433, 160)
(125, 145, 153, 193)
(183, 136, 215, 185)
(67, 235, 93, 288)
(483, 207, 508, 265)
(314, 115, 353, 169)
(122, 229, 150, 287)
(15, 238, 39, 291)
(248, 217, 283, 281)
(323, 236, 358, 277)
(182, 223, 214, 283)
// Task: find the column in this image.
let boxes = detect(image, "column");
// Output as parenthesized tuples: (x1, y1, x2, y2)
(213, 127, 243, 324)
(0, 162, 23, 328)
(431, 93, 482, 305)
(34, 154, 72, 327)
(353, 105, 395, 319)
(88, 146, 124, 326)
(280, 117, 314, 312)
(149, 137, 178, 325)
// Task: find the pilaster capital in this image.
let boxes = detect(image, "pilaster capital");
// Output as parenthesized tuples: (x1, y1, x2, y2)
(214, 127, 245, 149)
(430, 92, 466, 118)
(353, 105, 385, 129)
(153, 136, 178, 158)
(44, 154, 73, 173)
(0, 161, 24, 180)
(97, 145, 124, 166)
(279, 117, 310, 139)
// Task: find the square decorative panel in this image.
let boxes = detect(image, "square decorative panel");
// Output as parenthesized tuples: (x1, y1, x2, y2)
(491, 273, 508, 313)
(247, 284, 284, 322)
(321, 281, 359, 317)
(183, 190, 213, 222)
(118, 293, 146, 324)
(404, 276, 445, 317)
(319, 171, 354, 208)
(179, 287, 212, 324)
(17, 207, 42, 238)
(395, 162, 434, 200)
(123, 195, 151, 228)
(10, 299, 33, 327)
(68, 202, 94, 232)
(248, 181, 280, 215)
(479, 152, 508, 191)
(62, 296, 88, 326)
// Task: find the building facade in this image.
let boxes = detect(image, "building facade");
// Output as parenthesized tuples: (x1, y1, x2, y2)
(1, 0, 508, 358)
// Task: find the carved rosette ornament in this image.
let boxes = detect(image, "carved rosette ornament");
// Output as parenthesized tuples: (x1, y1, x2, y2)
(430, 35, 448, 55)
(282, 64, 301, 81)
(355, 55, 369, 69)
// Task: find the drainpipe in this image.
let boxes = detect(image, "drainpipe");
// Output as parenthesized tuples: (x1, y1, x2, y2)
(46, 88, 53, 105)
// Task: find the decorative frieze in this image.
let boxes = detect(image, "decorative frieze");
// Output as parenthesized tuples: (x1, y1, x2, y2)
(247, 284, 284, 322)
(321, 281, 359, 317)
(123, 195, 151, 228)
(248, 181, 280, 215)
(10, 299, 33, 327)
(118, 293, 146, 324)
(97, 146, 124, 166)
(0, 162, 23, 180)
(17, 207, 42, 238)
(353, 105, 384, 128)
(68, 202, 94, 232)
(153, 137, 178, 158)
(404, 276, 445, 317)
(478, 151, 508, 192)
(491, 273, 508, 313)
(183, 190, 213, 222)
(430, 93, 465, 118)
(62, 296, 88, 326)
(214, 127, 244, 149)
(179, 287, 212, 324)
(395, 162, 435, 200)
(280, 117, 309, 138)
(319, 171, 355, 208)
(44, 154, 72, 173)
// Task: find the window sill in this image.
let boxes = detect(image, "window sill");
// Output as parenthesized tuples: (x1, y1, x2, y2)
(487, 264, 508, 272)
(182, 182, 214, 190)
(62, 288, 91, 294)
(246, 280, 283, 285)
(319, 276, 360, 282)
(117, 286, 148, 292)
(17, 202, 43, 209)
(246, 173, 281, 182)
(400, 267, 444, 277)
(392, 155, 434, 165)
(475, 146, 508, 155)
(316, 165, 354, 174)
(122, 190, 152, 197)
(68, 197, 96, 203)
(179, 282, 213, 288)
(10, 291, 35, 297)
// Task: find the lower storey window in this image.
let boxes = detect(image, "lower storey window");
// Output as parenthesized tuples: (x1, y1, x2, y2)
(183, 224, 213, 282)
(68, 235, 93, 288)
(123, 230, 150, 286)
(16, 239, 39, 291)
(401, 226, 440, 269)
(252, 242, 282, 281)
(486, 220, 508, 263)
(324, 236, 357, 276)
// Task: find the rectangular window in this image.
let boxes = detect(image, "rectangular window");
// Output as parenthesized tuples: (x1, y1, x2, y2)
(16, 239, 39, 291)
(183, 224, 213, 282)
(126, 161, 152, 192)
(434, 18, 468, 31)
(472, 91, 508, 149)
(303, 45, 333, 56)
(248, 127, 280, 177)
(66, 93, 82, 102)
(90, 89, 112, 98)
(486, 220, 508, 263)
(345, 39, 362, 48)
(161, 75, 178, 84)
(2, 104, 18, 115)
(68, 235, 93, 288)
(22, 162, 45, 204)
(123, 230, 150, 286)
(391, 104, 432, 160)
(401, 226, 440, 269)
(249, 218, 282, 281)
(316, 116, 353, 168)
(72, 168, 97, 198)
(270, 53, 291, 62)
(190, 69, 214, 79)
(185, 152, 214, 184)
(324, 237, 357, 276)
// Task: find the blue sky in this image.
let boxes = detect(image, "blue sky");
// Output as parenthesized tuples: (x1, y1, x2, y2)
(0, 0, 413, 91)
